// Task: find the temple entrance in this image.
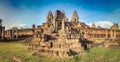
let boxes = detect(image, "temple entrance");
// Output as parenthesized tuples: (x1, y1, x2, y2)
(50, 42, 53, 48)
(57, 19, 62, 29)
(55, 19, 62, 32)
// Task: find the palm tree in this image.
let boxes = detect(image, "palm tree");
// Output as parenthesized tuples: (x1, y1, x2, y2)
(0, 19, 2, 26)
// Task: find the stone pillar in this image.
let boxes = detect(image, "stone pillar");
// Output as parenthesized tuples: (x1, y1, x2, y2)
(62, 18, 65, 33)
(8, 30, 13, 39)
(9, 30, 12, 38)
(53, 18, 55, 32)
(92, 30, 95, 38)
(110, 30, 113, 39)
(105, 30, 108, 39)
(79, 29, 81, 38)
(7, 30, 9, 38)
(16, 30, 19, 38)
(6, 30, 8, 38)
(84, 30, 87, 38)
(1, 26, 5, 39)
(55, 21, 58, 32)
(53, 18, 58, 32)
(113, 30, 116, 39)
(9, 30, 14, 39)
(11, 30, 14, 38)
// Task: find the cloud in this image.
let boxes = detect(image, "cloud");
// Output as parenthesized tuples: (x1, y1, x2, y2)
(85, 21, 114, 28)
(0, 1, 40, 30)
(0, 0, 119, 30)
(5, 24, 29, 30)
(0, 1, 24, 29)
(95, 21, 113, 28)
(86, 23, 92, 27)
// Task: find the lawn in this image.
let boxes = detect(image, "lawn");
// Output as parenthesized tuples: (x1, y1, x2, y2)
(0, 41, 120, 62)
(0, 41, 73, 62)
(80, 47, 120, 62)
(0, 41, 42, 62)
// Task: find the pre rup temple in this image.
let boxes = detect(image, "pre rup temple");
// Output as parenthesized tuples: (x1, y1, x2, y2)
(0, 10, 120, 58)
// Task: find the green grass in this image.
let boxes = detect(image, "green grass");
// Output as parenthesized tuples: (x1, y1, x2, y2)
(0, 41, 41, 62)
(80, 47, 120, 62)
(0, 41, 120, 62)
(0, 41, 74, 62)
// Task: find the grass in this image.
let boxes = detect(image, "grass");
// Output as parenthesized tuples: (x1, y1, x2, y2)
(80, 47, 120, 62)
(0, 41, 120, 62)
(0, 41, 41, 62)
(0, 41, 74, 62)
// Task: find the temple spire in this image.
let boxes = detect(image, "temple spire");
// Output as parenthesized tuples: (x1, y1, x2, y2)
(32, 24, 36, 30)
(46, 10, 53, 24)
(71, 10, 79, 23)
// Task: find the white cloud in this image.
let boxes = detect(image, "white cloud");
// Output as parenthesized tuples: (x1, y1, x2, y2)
(5, 24, 29, 30)
(85, 21, 114, 28)
(0, 1, 40, 30)
(95, 21, 113, 28)
(86, 23, 93, 27)
(0, 1, 24, 28)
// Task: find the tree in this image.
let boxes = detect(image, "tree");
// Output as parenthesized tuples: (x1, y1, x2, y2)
(0, 19, 2, 26)
(12, 27, 18, 30)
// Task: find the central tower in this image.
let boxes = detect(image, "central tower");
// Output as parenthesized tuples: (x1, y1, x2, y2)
(53, 10, 65, 32)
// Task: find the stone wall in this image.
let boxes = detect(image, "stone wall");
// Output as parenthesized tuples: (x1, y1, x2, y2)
(23, 10, 120, 59)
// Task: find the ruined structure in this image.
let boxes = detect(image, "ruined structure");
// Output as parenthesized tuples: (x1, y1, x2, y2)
(4, 29, 34, 40)
(2, 10, 120, 58)
(24, 10, 120, 58)
(4, 24, 35, 40)
(0, 19, 5, 40)
(27, 10, 85, 58)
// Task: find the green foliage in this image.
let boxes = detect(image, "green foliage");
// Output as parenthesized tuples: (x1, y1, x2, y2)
(0, 19, 2, 26)
(73, 55, 81, 62)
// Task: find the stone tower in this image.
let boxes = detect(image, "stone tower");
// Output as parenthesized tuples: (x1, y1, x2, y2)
(53, 10, 65, 32)
(71, 10, 79, 23)
(91, 24, 96, 28)
(32, 24, 36, 30)
(62, 18, 65, 33)
(111, 23, 119, 30)
(46, 10, 53, 25)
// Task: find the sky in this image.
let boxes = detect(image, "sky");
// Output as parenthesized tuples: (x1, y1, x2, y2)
(0, 0, 120, 30)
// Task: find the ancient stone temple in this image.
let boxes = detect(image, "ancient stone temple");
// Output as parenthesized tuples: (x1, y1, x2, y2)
(0, 19, 5, 40)
(3, 10, 120, 58)
(23, 10, 120, 58)
(71, 10, 79, 23)
(25, 10, 85, 58)
(22, 10, 120, 58)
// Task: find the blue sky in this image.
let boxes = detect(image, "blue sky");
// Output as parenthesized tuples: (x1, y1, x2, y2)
(0, 0, 120, 29)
